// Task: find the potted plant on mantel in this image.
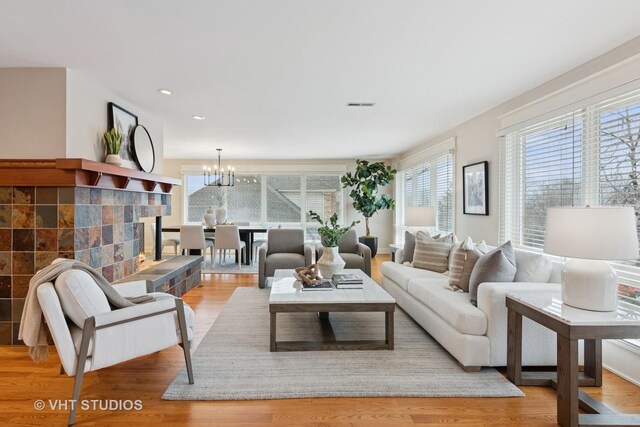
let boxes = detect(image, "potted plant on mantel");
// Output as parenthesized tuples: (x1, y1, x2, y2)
(103, 128, 122, 166)
(309, 211, 359, 278)
(341, 159, 397, 257)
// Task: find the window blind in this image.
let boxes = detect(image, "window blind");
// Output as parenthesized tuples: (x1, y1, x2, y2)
(395, 151, 455, 243)
(500, 88, 640, 305)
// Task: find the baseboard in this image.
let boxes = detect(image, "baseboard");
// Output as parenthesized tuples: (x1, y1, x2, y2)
(602, 339, 640, 387)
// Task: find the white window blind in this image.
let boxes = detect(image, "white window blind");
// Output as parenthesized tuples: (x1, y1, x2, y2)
(500, 88, 640, 310)
(395, 151, 454, 243)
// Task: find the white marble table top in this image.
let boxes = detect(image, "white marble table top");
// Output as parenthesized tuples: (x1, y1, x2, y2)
(269, 269, 396, 305)
(507, 291, 640, 326)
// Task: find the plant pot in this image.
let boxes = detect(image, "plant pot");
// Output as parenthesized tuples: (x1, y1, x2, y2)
(105, 154, 122, 166)
(317, 246, 346, 279)
(203, 208, 216, 228)
(359, 236, 378, 258)
(215, 207, 227, 225)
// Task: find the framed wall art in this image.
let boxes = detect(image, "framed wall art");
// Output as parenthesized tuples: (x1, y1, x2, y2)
(463, 161, 488, 215)
(107, 102, 138, 169)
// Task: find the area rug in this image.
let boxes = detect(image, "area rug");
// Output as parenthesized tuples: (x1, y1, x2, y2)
(201, 259, 258, 274)
(163, 288, 523, 400)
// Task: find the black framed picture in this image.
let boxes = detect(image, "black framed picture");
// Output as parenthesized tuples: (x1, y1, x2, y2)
(107, 102, 138, 169)
(463, 161, 488, 215)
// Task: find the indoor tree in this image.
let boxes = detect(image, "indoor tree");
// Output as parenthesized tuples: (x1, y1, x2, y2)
(341, 159, 396, 256)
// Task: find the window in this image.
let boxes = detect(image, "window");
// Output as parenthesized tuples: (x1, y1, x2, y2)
(184, 172, 343, 240)
(395, 151, 455, 242)
(500, 89, 640, 314)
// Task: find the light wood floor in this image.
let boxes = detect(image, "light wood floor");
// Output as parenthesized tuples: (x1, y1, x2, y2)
(1, 255, 639, 426)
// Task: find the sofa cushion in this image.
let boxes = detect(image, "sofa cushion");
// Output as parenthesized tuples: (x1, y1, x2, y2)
(469, 241, 517, 305)
(448, 237, 484, 292)
(514, 250, 553, 283)
(412, 233, 453, 273)
(407, 280, 487, 335)
(381, 262, 446, 291)
(54, 270, 112, 329)
(265, 253, 306, 276)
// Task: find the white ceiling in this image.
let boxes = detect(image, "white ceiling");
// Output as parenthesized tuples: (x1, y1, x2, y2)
(1, 1, 640, 160)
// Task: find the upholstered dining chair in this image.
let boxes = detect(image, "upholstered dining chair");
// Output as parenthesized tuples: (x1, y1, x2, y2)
(180, 225, 214, 265)
(150, 223, 180, 257)
(316, 229, 372, 276)
(214, 225, 246, 268)
(37, 268, 195, 425)
(258, 228, 313, 288)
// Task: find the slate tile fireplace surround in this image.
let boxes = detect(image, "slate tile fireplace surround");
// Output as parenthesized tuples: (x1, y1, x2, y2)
(0, 159, 180, 345)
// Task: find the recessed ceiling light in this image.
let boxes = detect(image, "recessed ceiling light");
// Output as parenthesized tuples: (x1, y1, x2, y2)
(346, 102, 376, 107)
(157, 88, 173, 95)
(192, 115, 206, 120)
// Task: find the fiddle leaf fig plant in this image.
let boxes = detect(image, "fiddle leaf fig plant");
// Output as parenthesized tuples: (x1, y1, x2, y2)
(308, 211, 359, 247)
(341, 160, 397, 237)
(103, 128, 122, 155)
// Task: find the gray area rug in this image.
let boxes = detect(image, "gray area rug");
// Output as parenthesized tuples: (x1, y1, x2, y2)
(163, 287, 524, 400)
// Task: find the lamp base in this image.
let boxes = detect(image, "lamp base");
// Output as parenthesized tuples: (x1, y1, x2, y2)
(561, 259, 618, 312)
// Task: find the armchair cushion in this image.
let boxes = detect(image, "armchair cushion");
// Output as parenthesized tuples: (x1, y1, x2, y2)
(264, 253, 306, 276)
(54, 270, 112, 329)
(338, 230, 359, 253)
(267, 229, 305, 254)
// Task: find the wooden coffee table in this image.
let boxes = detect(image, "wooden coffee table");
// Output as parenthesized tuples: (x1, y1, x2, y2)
(269, 269, 396, 352)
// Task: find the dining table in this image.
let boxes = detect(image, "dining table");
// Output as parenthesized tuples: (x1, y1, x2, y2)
(162, 225, 270, 265)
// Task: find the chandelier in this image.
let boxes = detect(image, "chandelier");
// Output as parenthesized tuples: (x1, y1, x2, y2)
(203, 148, 235, 187)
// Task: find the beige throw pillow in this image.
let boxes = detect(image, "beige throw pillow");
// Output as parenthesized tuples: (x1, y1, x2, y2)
(448, 237, 484, 292)
(412, 233, 453, 273)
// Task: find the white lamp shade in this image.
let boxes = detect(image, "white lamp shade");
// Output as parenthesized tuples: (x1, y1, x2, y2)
(404, 206, 435, 227)
(544, 206, 639, 260)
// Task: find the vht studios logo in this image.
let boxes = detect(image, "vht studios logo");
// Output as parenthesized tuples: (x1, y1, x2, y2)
(34, 399, 143, 411)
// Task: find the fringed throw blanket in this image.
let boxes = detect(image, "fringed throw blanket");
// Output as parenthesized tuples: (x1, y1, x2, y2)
(19, 259, 153, 362)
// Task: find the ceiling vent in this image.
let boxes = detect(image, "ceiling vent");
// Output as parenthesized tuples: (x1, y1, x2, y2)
(346, 102, 376, 107)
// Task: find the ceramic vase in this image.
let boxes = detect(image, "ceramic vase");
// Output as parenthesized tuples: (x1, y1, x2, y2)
(203, 208, 216, 227)
(317, 246, 345, 279)
(105, 154, 121, 166)
(215, 207, 227, 225)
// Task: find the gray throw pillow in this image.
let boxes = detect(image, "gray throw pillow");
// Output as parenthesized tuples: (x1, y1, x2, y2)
(469, 241, 517, 305)
(448, 237, 484, 292)
(401, 231, 416, 263)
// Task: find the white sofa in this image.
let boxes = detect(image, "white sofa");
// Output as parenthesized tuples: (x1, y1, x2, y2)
(381, 247, 561, 370)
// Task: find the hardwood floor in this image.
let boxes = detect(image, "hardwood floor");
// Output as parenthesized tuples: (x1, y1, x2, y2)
(1, 255, 639, 426)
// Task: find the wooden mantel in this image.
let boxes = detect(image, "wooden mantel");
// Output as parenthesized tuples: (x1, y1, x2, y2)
(0, 158, 180, 193)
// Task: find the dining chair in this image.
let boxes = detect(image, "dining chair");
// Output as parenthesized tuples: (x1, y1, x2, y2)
(252, 224, 280, 264)
(214, 225, 246, 269)
(150, 223, 180, 257)
(180, 225, 214, 266)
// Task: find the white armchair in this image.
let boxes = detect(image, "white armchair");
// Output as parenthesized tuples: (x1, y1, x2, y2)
(37, 273, 195, 425)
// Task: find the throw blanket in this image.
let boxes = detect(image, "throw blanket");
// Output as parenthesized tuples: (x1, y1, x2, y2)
(19, 259, 153, 362)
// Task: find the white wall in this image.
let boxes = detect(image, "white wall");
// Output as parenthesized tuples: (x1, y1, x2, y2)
(160, 158, 394, 253)
(396, 35, 640, 245)
(0, 68, 67, 158)
(66, 70, 164, 174)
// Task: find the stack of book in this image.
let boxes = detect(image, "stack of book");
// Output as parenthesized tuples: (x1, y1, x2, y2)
(331, 273, 364, 289)
(301, 280, 334, 291)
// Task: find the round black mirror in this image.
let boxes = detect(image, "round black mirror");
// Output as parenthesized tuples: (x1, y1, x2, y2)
(132, 124, 156, 173)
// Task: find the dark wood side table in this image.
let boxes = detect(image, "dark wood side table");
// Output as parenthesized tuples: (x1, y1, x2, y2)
(506, 292, 640, 427)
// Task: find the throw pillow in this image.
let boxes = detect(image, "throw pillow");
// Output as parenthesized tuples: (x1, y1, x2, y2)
(514, 250, 553, 283)
(401, 231, 417, 264)
(468, 241, 517, 305)
(448, 237, 484, 292)
(412, 233, 453, 273)
(54, 269, 112, 328)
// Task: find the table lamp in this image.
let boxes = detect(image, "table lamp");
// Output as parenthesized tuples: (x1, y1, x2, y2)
(405, 206, 435, 229)
(544, 206, 639, 311)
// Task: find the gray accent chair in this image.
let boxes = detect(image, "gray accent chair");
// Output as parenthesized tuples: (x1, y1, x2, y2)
(258, 228, 314, 288)
(316, 230, 372, 277)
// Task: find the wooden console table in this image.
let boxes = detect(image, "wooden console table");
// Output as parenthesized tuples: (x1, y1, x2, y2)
(506, 292, 640, 427)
